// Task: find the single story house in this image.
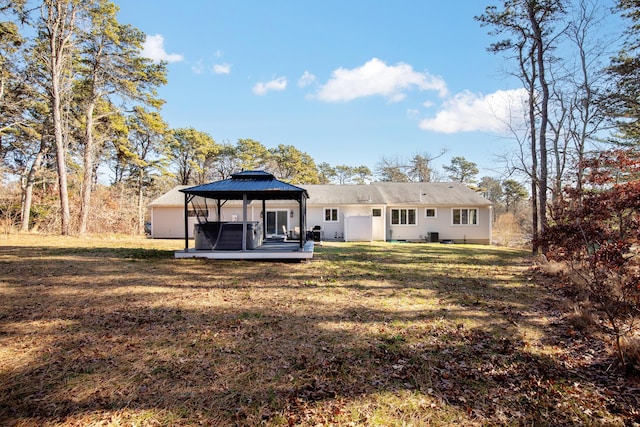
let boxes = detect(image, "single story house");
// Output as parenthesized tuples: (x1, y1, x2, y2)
(148, 181, 493, 244)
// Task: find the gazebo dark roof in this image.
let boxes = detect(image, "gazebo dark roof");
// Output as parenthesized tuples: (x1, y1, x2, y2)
(180, 170, 309, 201)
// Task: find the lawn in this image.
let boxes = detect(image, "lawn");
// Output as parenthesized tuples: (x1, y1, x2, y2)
(0, 235, 637, 426)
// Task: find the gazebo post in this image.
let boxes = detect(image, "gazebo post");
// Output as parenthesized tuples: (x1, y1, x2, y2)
(299, 197, 304, 249)
(183, 193, 189, 251)
(262, 200, 267, 241)
(242, 193, 248, 252)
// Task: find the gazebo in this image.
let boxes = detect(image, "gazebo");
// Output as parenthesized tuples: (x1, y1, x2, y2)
(174, 170, 314, 260)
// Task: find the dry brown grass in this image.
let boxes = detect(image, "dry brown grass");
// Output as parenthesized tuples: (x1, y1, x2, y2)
(1, 234, 638, 426)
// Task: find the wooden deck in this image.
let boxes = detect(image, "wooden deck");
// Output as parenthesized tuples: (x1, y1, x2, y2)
(174, 239, 314, 260)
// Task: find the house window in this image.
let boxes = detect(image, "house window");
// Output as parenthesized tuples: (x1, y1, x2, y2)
(452, 208, 478, 225)
(372, 208, 382, 217)
(425, 208, 437, 218)
(391, 208, 417, 225)
(324, 208, 339, 222)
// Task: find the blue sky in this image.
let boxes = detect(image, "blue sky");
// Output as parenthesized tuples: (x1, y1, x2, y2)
(116, 1, 616, 180)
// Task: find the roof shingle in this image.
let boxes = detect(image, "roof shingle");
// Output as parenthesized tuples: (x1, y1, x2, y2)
(149, 181, 491, 207)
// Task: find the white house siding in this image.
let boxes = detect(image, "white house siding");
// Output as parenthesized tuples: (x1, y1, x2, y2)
(386, 206, 491, 244)
(151, 207, 194, 238)
(441, 206, 491, 244)
(217, 205, 261, 223)
(306, 204, 386, 241)
(344, 215, 373, 241)
(307, 208, 340, 240)
(386, 205, 423, 242)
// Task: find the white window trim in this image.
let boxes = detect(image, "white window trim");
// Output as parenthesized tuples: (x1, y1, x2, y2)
(372, 208, 383, 217)
(323, 207, 339, 222)
(425, 208, 437, 218)
(452, 208, 479, 226)
(391, 208, 418, 226)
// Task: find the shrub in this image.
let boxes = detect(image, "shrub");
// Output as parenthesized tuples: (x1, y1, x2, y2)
(541, 150, 640, 371)
(493, 212, 528, 247)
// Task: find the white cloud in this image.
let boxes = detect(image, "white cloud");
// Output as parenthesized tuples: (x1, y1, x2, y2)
(142, 34, 184, 63)
(313, 58, 447, 103)
(298, 71, 316, 88)
(418, 89, 529, 134)
(406, 108, 420, 119)
(191, 60, 205, 74)
(252, 77, 288, 95)
(213, 63, 232, 74)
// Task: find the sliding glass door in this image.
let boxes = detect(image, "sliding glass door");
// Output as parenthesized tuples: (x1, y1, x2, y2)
(266, 210, 288, 236)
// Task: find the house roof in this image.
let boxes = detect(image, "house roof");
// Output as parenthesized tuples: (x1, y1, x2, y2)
(303, 184, 386, 205)
(148, 185, 190, 207)
(149, 180, 492, 208)
(373, 182, 492, 206)
(180, 170, 309, 201)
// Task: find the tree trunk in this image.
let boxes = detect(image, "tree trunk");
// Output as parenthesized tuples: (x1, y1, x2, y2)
(549, 100, 568, 208)
(137, 169, 144, 234)
(21, 184, 33, 233)
(45, 0, 75, 236)
(527, 53, 539, 255)
(530, 130, 539, 254)
(79, 100, 96, 235)
(530, 4, 549, 254)
(51, 75, 71, 235)
(20, 137, 49, 232)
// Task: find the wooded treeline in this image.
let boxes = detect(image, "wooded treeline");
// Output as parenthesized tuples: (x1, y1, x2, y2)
(0, 1, 482, 236)
(1, 0, 169, 235)
(477, 0, 640, 368)
(0, 0, 521, 236)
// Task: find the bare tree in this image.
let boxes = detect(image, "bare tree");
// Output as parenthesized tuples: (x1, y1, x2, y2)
(375, 156, 410, 182)
(564, 0, 613, 193)
(408, 150, 446, 182)
(376, 151, 446, 183)
(547, 78, 570, 206)
(477, 0, 566, 254)
(529, 1, 558, 251)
